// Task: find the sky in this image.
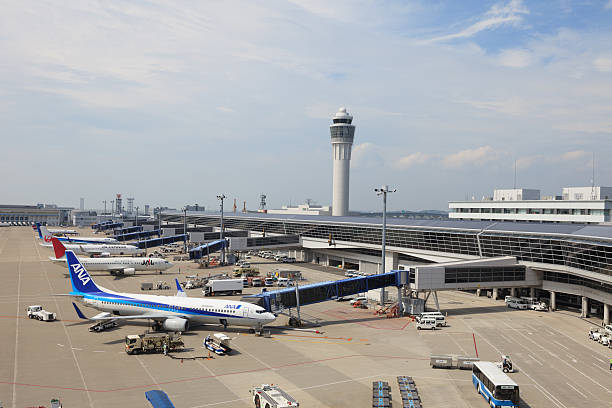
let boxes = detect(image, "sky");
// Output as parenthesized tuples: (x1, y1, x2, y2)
(1, 0, 612, 212)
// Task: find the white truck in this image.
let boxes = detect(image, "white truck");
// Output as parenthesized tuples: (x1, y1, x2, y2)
(250, 384, 299, 408)
(506, 297, 529, 310)
(203, 333, 233, 355)
(202, 279, 243, 296)
(26, 305, 56, 321)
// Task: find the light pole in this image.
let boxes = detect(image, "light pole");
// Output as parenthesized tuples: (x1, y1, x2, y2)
(135, 206, 139, 226)
(375, 185, 396, 306)
(157, 206, 162, 236)
(183, 206, 187, 254)
(102, 200, 107, 216)
(217, 194, 226, 264)
(110, 200, 114, 220)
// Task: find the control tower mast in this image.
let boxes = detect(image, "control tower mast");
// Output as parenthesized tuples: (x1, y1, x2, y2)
(330, 107, 355, 216)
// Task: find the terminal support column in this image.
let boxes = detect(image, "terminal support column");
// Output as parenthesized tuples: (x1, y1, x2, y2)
(492, 288, 499, 300)
(510, 288, 516, 297)
(529, 287, 535, 298)
(605, 304, 610, 325)
(550, 291, 556, 311)
(581, 296, 589, 318)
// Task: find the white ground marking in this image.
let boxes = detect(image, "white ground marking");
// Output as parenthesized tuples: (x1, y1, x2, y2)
(528, 354, 543, 366)
(35, 239, 95, 408)
(188, 373, 389, 408)
(12, 259, 21, 408)
(463, 320, 568, 408)
(566, 382, 588, 399)
(553, 340, 569, 350)
(502, 321, 612, 394)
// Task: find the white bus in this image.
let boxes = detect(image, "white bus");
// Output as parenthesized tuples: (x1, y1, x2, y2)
(472, 361, 519, 408)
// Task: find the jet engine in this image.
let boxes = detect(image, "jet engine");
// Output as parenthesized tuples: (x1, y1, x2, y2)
(122, 268, 135, 275)
(163, 318, 189, 332)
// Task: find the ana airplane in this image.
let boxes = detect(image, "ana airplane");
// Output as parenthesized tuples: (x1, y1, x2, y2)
(32, 223, 78, 235)
(65, 250, 276, 332)
(43, 236, 141, 257)
(49, 238, 172, 275)
(36, 224, 118, 244)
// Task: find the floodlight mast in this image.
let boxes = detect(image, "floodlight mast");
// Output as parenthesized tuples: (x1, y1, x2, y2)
(217, 194, 226, 264)
(374, 185, 396, 306)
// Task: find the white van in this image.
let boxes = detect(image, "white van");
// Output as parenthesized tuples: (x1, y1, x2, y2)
(507, 298, 529, 310)
(416, 317, 437, 330)
(417, 312, 447, 327)
(277, 277, 290, 286)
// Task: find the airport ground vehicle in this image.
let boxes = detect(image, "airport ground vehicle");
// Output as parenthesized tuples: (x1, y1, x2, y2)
(141, 281, 170, 291)
(589, 327, 603, 341)
(496, 355, 514, 373)
(416, 312, 447, 327)
(203, 333, 233, 355)
(26, 305, 56, 321)
(203, 279, 243, 296)
(252, 277, 263, 287)
(250, 384, 299, 408)
(281, 257, 296, 263)
(125, 332, 184, 355)
(416, 317, 437, 330)
(264, 277, 275, 287)
(472, 361, 519, 408)
(600, 334, 611, 346)
(88, 319, 118, 332)
(277, 277, 290, 286)
(233, 266, 260, 277)
(506, 298, 529, 310)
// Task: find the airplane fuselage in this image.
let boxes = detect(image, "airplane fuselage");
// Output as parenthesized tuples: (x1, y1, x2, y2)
(50, 256, 173, 273)
(42, 242, 141, 256)
(77, 290, 274, 328)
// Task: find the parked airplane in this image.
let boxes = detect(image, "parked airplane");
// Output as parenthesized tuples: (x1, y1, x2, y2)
(65, 250, 276, 333)
(32, 223, 78, 235)
(43, 236, 141, 256)
(48, 238, 172, 275)
(36, 223, 118, 244)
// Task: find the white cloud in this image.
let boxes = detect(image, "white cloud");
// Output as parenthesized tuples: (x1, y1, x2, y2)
(395, 152, 434, 169)
(560, 150, 589, 161)
(443, 146, 497, 168)
(594, 56, 612, 72)
(515, 155, 543, 170)
(498, 48, 533, 68)
(426, 0, 529, 43)
(216, 106, 235, 113)
(352, 142, 384, 169)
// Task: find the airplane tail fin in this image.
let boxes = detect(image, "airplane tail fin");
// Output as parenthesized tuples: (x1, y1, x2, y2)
(40, 225, 54, 243)
(35, 222, 43, 239)
(175, 278, 187, 297)
(72, 302, 88, 319)
(51, 237, 66, 259)
(65, 250, 102, 293)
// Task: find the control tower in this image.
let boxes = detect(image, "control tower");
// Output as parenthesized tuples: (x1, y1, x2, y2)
(330, 107, 355, 216)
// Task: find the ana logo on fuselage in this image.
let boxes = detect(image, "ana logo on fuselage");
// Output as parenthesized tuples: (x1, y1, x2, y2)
(224, 304, 241, 309)
(71, 263, 90, 286)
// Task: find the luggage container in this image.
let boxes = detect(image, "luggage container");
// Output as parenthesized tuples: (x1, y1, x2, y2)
(457, 356, 480, 370)
(430, 354, 453, 369)
(372, 389, 390, 398)
(372, 397, 391, 407)
(372, 381, 390, 390)
(400, 390, 420, 401)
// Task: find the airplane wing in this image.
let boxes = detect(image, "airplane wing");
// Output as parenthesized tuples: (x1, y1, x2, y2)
(71, 303, 185, 321)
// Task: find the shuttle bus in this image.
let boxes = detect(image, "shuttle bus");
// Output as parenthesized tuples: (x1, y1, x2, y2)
(472, 361, 519, 407)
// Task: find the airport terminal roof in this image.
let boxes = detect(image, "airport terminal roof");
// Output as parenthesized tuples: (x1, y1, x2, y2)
(166, 210, 612, 241)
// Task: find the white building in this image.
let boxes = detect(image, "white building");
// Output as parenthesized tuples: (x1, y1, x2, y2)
(268, 204, 332, 216)
(449, 187, 612, 224)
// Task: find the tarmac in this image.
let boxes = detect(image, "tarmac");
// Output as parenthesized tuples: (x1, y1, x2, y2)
(1, 226, 611, 407)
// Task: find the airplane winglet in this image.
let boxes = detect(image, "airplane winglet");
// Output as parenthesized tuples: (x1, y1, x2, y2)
(72, 302, 87, 319)
(175, 278, 187, 297)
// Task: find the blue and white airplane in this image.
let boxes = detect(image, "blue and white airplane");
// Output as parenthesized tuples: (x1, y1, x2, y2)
(65, 250, 276, 332)
(36, 223, 118, 244)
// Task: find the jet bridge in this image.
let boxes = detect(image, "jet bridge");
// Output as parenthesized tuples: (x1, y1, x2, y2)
(115, 229, 162, 241)
(188, 239, 228, 259)
(95, 222, 123, 231)
(244, 271, 401, 312)
(134, 234, 188, 249)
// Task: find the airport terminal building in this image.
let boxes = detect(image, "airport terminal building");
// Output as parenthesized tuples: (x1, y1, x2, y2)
(164, 211, 612, 323)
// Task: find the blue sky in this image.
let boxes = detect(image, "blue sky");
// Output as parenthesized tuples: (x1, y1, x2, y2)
(1, 0, 612, 211)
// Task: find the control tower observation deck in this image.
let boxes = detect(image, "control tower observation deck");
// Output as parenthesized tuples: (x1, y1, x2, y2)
(330, 107, 355, 217)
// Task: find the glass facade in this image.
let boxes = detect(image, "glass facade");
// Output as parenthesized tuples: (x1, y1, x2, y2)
(167, 214, 612, 284)
(444, 265, 526, 284)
